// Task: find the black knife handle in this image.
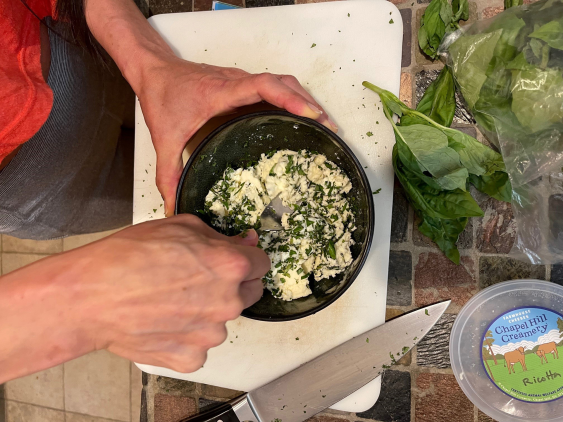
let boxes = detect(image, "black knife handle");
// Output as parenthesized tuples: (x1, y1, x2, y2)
(177, 394, 256, 422)
(178, 402, 239, 422)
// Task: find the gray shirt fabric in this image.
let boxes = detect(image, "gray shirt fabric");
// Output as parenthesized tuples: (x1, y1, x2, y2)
(0, 21, 135, 240)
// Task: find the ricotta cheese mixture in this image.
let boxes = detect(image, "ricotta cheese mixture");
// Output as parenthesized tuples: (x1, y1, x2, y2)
(204, 149, 356, 301)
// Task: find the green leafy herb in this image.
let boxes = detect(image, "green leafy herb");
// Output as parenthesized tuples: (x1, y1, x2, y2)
(405, 66, 456, 127)
(504, 0, 523, 9)
(529, 19, 563, 50)
(419, 214, 468, 264)
(373, 188, 382, 195)
(366, 131, 374, 137)
(327, 240, 336, 259)
(395, 124, 469, 191)
(418, 0, 469, 60)
(425, 309, 429, 316)
(364, 81, 510, 263)
(389, 19, 394, 24)
(511, 67, 563, 132)
(448, 30, 503, 108)
(311, 43, 317, 48)
(469, 172, 512, 202)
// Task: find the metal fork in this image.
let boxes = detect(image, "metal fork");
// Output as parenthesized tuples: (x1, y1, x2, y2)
(258, 193, 294, 232)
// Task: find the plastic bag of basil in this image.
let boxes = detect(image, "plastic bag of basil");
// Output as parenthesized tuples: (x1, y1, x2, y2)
(365, 0, 563, 265)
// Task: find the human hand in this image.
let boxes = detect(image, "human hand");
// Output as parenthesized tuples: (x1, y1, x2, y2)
(70, 215, 269, 372)
(136, 56, 337, 217)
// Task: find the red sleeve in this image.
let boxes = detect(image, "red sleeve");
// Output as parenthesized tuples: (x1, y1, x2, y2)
(0, 0, 58, 163)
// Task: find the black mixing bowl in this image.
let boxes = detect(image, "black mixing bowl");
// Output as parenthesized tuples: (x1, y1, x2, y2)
(175, 111, 374, 321)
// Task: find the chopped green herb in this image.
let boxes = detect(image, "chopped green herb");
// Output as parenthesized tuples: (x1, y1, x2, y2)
(327, 240, 336, 259)
(373, 189, 382, 195)
(311, 43, 316, 48)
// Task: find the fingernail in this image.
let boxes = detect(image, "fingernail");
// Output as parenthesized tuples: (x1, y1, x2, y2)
(326, 118, 338, 132)
(242, 229, 258, 241)
(307, 102, 323, 115)
(164, 201, 173, 218)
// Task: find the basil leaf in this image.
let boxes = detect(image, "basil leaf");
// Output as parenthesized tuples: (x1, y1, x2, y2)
(419, 0, 469, 60)
(487, 13, 526, 63)
(393, 145, 483, 219)
(415, 66, 456, 127)
(362, 81, 407, 116)
(469, 172, 513, 202)
(506, 52, 533, 70)
(327, 240, 336, 259)
(419, 0, 448, 59)
(511, 67, 563, 132)
(399, 114, 430, 127)
(504, 0, 523, 8)
(440, 0, 454, 25)
(396, 124, 468, 191)
(443, 128, 506, 176)
(419, 215, 467, 264)
(448, 30, 503, 108)
(529, 19, 563, 50)
(452, 0, 469, 22)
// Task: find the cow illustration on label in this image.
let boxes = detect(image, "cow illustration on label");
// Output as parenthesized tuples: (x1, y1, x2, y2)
(536, 341, 560, 364)
(481, 307, 563, 403)
(504, 347, 528, 374)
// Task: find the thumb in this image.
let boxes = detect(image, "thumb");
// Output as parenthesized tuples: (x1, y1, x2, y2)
(230, 229, 259, 247)
(156, 153, 184, 218)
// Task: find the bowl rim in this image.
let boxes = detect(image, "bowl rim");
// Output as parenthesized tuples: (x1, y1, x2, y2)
(175, 110, 375, 321)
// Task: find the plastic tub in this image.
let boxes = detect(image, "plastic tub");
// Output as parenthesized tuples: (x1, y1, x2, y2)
(450, 280, 563, 421)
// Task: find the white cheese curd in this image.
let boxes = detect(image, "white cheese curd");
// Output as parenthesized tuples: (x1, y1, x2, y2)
(205, 149, 356, 301)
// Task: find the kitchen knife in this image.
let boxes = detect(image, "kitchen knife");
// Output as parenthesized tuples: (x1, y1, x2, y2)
(180, 301, 450, 422)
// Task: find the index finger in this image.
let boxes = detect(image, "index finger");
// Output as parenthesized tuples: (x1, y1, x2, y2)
(233, 243, 271, 282)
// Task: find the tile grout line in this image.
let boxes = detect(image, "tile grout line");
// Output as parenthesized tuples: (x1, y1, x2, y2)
(3, 397, 131, 422)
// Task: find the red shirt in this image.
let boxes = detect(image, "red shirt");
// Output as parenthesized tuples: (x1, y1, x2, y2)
(0, 0, 57, 163)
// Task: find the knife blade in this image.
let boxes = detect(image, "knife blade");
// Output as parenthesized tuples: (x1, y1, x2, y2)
(180, 301, 450, 422)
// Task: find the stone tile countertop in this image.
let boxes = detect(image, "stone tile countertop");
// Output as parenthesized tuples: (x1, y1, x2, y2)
(138, 0, 563, 421)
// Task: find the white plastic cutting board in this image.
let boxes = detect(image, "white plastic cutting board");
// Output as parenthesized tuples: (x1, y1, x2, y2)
(133, 0, 402, 412)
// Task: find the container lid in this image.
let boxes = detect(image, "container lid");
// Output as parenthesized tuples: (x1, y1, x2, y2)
(450, 280, 563, 422)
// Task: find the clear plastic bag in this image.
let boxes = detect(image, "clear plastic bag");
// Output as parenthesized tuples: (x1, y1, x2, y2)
(441, 0, 563, 264)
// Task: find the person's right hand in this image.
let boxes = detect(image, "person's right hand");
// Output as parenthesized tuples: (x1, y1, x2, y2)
(67, 215, 270, 372)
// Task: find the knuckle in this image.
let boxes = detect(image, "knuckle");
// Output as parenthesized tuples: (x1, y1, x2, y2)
(221, 299, 245, 321)
(211, 243, 251, 280)
(205, 325, 228, 347)
(284, 74, 299, 84)
(255, 72, 274, 85)
(223, 252, 251, 280)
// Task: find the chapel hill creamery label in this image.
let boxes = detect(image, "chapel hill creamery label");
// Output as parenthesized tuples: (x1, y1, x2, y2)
(482, 307, 563, 402)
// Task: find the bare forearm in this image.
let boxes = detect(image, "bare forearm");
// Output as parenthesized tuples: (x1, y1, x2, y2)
(84, 0, 176, 93)
(0, 255, 94, 383)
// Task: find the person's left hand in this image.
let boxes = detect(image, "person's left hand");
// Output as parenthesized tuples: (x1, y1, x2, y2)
(136, 56, 337, 217)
